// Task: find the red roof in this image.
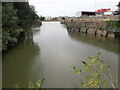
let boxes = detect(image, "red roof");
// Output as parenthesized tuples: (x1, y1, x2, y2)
(96, 9, 111, 12)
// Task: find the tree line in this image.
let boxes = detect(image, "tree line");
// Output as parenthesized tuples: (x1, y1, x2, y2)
(2, 2, 40, 51)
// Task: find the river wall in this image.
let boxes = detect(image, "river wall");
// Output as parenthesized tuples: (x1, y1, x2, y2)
(60, 15, 120, 38)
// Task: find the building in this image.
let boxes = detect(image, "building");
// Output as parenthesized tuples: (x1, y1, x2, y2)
(95, 8, 114, 16)
(76, 11, 82, 17)
(104, 11, 113, 16)
(76, 11, 95, 17)
(95, 9, 111, 13)
(45, 17, 52, 20)
(57, 16, 62, 21)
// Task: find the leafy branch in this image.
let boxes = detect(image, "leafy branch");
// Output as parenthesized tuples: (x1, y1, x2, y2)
(72, 53, 117, 88)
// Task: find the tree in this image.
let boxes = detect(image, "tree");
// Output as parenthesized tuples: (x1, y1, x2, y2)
(13, 2, 34, 29)
(2, 2, 40, 50)
(61, 17, 65, 20)
(2, 3, 21, 50)
(39, 16, 45, 21)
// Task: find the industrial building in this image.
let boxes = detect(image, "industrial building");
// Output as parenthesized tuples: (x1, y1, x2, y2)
(76, 8, 118, 17)
(76, 11, 95, 17)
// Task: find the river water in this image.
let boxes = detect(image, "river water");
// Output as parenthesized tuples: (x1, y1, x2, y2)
(2, 21, 119, 88)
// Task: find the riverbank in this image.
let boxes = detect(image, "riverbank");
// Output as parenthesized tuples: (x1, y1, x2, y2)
(3, 23, 42, 52)
(32, 20, 42, 28)
(60, 15, 120, 38)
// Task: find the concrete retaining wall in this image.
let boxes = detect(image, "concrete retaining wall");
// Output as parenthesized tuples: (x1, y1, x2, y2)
(65, 25, 118, 38)
(60, 16, 120, 38)
(87, 29, 96, 35)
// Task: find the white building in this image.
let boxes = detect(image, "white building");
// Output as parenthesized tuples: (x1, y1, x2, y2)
(75, 11, 82, 17)
(45, 17, 52, 20)
(104, 11, 113, 16)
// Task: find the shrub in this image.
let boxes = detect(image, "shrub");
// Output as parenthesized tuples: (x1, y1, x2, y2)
(14, 78, 45, 89)
(61, 17, 65, 20)
(72, 53, 117, 88)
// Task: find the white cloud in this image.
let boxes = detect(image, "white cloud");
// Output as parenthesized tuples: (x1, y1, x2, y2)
(29, 0, 119, 17)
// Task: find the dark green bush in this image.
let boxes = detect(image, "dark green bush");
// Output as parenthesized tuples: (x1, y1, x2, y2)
(2, 2, 40, 50)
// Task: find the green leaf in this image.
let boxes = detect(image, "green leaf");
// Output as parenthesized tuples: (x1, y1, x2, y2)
(85, 65, 90, 71)
(86, 75, 90, 79)
(92, 73, 99, 78)
(28, 81, 34, 88)
(83, 84, 88, 88)
(75, 70, 81, 74)
(103, 80, 107, 86)
(72, 66, 76, 70)
(91, 59, 96, 62)
(36, 80, 41, 88)
(100, 64, 107, 71)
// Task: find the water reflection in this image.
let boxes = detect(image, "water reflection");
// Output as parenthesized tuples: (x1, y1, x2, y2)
(2, 30, 41, 88)
(68, 32, 119, 54)
(32, 27, 41, 35)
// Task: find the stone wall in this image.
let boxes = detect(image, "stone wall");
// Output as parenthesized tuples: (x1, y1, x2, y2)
(60, 16, 120, 38)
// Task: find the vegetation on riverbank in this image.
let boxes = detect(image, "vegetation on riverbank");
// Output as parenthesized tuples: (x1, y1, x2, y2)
(106, 20, 120, 31)
(2, 2, 41, 51)
(39, 16, 45, 21)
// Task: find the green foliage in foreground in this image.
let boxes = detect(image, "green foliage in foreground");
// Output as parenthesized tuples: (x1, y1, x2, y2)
(14, 78, 45, 89)
(72, 53, 117, 88)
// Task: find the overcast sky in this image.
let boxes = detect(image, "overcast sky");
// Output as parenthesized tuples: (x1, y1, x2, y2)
(29, 0, 119, 17)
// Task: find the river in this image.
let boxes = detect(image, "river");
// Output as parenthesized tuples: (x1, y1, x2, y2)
(2, 21, 119, 88)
